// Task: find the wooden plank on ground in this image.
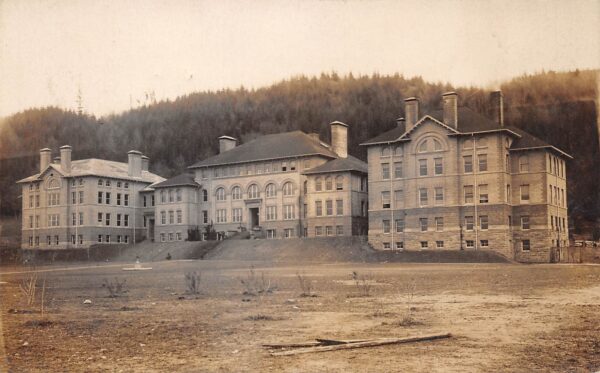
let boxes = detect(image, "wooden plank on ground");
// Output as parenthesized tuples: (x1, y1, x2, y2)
(270, 333, 452, 356)
(264, 339, 369, 349)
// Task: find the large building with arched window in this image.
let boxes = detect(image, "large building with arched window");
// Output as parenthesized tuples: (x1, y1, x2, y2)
(361, 91, 571, 262)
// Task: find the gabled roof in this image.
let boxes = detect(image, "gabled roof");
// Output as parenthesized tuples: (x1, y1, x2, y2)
(189, 131, 338, 168)
(302, 155, 368, 175)
(152, 173, 200, 189)
(359, 125, 407, 146)
(17, 159, 165, 184)
(507, 126, 573, 159)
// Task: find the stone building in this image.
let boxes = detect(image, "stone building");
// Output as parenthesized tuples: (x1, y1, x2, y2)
(361, 91, 571, 262)
(18, 147, 164, 249)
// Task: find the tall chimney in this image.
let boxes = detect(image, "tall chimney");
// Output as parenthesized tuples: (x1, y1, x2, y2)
(218, 136, 237, 154)
(442, 92, 458, 129)
(330, 121, 348, 158)
(60, 145, 72, 173)
(404, 97, 420, 131)
(40, 148, 51, 173)
(128, 150, 142, 177)
(141, 155, 150, 172)
(491, 90, 504, 127)
(396, 117, 406, 132)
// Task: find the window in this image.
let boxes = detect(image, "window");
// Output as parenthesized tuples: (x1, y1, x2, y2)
(395, 242, 404, 250)
(478, 154, 488, 172)
(315, 226, 323, 236)
(29, 215, 34, 228)
(124, 214, 129, 227)
(520, 185, 530, 201)
(419, 159, 428, 176)
(465, 216, 474, 231)
(479, 184, 489, 204)
(79, 191, 84, 204)
(160, 233, 165, 242)
(381, 163, 390, 180)
(433, 139, 442, 151)
(436, 241, 444, 248)
(266, 229, 276, 239)
(434, 158, 443, 175)
(480, 240, 489, 247)
(117, 193, 122, 206)
(105, 192, 111, 204)
(105, 180, 111, 187)
(71, 192, 76, 204)
(480, 215, 489, 230)
(336, 199, 343, 215)
(105, 213, 111, 226)
(216, 209, 227, 223)
(394, 162, 403, 178)
(381, 191, 391, 209)
(230, 186, 241, 200)
(283, 182, 294, 196)
(98, 235, 103, 243)
(435, 187, 444, 204)
(54, 235, 59, 245)
(419, 188, 428, 206)
(117, 235, 122, 243)
(381, 147, 390, 157)
(202, 210, 208, 224)
(521, 216, 530, 230)
(506, 154, 510, 172)
(325, 177, 333, 191)
(176, 189, 182, 202)
(98, 179, 103, 186)
(283, 205, 295, 220)
(47, 214, 60, 227)
(160, 190, 166, 203)
(464, 155, 473, 173)
(98, 191, 103, 204)
(466, 240, 474, 248)
(116, 214, 122, 227)
(266, 206, 277, 221)
(247, 184, 259, 199)
(303, 180, 308, 194)
(284, 228, 294, 238)
(160, 211, 166, 225)
(519, 155, 529, 172)
(177, 210, 182, 224)
(336, 225, 344, 236)
(169, 211, 174, 224)
(464, 185, 474, 204)
(202, 189, 208, 202)
(335, 176, 343, 190)
(522, 239, 531, 251)
(326, 200, 333, 216)
(124, 182, 129, 189)
(78, 235, 83, 245)
(262, 184, 275, 198)
(232, 208, 242, 223)
(420, 218, 428, 232)
(117, 181, 122, 188)
(98, 212, 103, 224)
(325, 226, 333, 236)
(394, 190, 404, 206)
(216, 187, 226, 201)
(315, 201, 323, 216)
(418, 140, 428, 153)
(168, 233, 174, 241)
(383, 220, 390, 233)
(315, 177, 322, 191)
(383, 242, 391, 249)
(420, 241, 429, 249)
(144, 195, 147, 207)
(435, 217, 444, 231)
(395, 219, 404, 233)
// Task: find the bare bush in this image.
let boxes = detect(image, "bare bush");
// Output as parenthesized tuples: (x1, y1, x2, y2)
(184, 271, 202, 295)
(102, 278, 128, 298)
(240, 266, 274, 296)
(296, 271, 315, 297)
(397, 280, 419, 326)
(18, 272, 48, 315)
(351, 271, 374, 297)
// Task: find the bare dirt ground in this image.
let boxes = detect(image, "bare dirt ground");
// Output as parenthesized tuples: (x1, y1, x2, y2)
(1, 260, 599, 372)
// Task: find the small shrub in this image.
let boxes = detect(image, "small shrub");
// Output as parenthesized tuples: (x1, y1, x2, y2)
(184, 271, 201, 295)
(351, 271, 373, 297)
(296, 271, 315, 297)
(102, 278, 127, 298)
(240, 266, 274, 296)
(397, 280, 418, 326)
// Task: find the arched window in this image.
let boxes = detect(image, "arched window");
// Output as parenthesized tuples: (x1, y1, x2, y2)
(47, 178, 59, 189)
(394, 145, 403, 156)
(231, 186, 241, 200)
(216, 187, 226, 201)
(315, 177, 322, 192)
(265, 183, 276, 198)
(247, 184, 259, 199)
(381, 147, 390, 157)
(283, 182, 294, 196)
(433, 139, 442, 151)
(202, 189, 208, 202)
(335, 176, 344, 190)
(325, 176, 333, 191)
(418, 139, 429, 153)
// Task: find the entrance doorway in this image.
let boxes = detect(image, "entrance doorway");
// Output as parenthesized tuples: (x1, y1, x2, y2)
(249, 208, 260, 228)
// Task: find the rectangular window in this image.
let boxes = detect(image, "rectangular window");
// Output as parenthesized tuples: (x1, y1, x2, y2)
(336, 199, 343, 215)
(117, 235, 122, 243)
(231, 208, 242, 223)
(464, 185, 474, 204)
(105, 213, 111, 226)
(395, 242, 404, 250)
(169, 211, 174, 224)
(435, 217, 444, 232)
(465, 216, 474, 231)
(381, 163, 390, 180)
(79, 191, 84, 204)
(98, 235, 103, 243)
(168, 233, 174, 241)
(336, 225, 344, 236)
(124, 214, 129, 227)
(394, 190, 403, 206)
(383, 242, 391, 249)
(315, 201, 323, 216)
(480, 240, 489, 247)
(420, 218, 428, 232)
(266, 229, 276, 239)
(177, 210, 183, 224)
(478, 154, 488, 171)
(160, 233, 165, 242)
(436, 241, 444, 248)
(29, 215, 34, 228)
(419, 188, 428, 206)
(35, 195, 40, 207)
(151, 195, 155, 206)
(71, 191, 76, 204)
(202, 210, 208, 224)
(383, 219, 390, 234)
(116, 214, 121, 227)
(480, 215, 489, 230)
(176, 189, 182, 202)
(105, 192, 111, 205)
(395, 219, 404, 233)
(521, 216, 530, 230)
(435, 187, 444, 204)
(325, 200, 333, 216)
(464, 155, 473, 173)
(78, 235, 83, 245)
(284, 228, 294, 238)
(434, 158, 443, 175)
(161, 211, 166, 225)
(98, 212, 103, 224)
(169, 190, 174, 203)
(124, 194, 129, 206)
(315, 226, 323, 236)
(520, 185, 530, 201)
(143, 196, 147, 207)
(381, 191, 391, 209)
(117, 193, 121, 206)
(98, 192, 103, 204)
(520, 156, 529, 172)
(419, 159, 428, 176)
(216, 209, 227, 223)
(325, 226, 333, 236)
(266, 206, 277, 221)
(522, 239, 531, 251)
(466, 240, 474, 248)
(394, 162, 403, 178)
(420, 241, 429, 249)
(479, 184, 489, 204)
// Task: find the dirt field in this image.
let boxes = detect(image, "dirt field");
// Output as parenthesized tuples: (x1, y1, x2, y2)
(1, 260, 599, 372)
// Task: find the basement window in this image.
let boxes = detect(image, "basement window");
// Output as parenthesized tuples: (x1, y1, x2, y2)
(466, 240, 474, 248)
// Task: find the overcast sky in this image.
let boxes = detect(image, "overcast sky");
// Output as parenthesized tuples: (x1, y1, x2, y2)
(1, 0, 598, 117)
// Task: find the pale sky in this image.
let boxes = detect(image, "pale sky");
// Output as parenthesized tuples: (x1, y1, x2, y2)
(1, 0, 599, 117)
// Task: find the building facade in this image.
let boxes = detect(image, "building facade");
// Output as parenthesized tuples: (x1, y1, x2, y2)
(361, 91, 570, 262)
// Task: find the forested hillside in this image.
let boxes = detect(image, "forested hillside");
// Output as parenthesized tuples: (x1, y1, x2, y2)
(1, 70, 598, 230)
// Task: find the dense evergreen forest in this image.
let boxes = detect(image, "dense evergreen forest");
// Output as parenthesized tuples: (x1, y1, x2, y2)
(1, 70, 598, 231)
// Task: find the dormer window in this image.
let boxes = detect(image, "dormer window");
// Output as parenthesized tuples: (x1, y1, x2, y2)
(98, 179, 103, 186)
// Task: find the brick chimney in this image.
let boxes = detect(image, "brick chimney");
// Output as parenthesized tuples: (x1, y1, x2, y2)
(141, 155, 150, 172)
(396, 117, 406, 132)
(442, 92, 458, 129)
(330, 121, 348, 158)
(404, 97, 419, 131)
(491, 90, 504, 127)
(218, 136, 237, 154)
(40, 148, 51, 173)
(128, 150, 142, 177)
(60, 145, 72, 173)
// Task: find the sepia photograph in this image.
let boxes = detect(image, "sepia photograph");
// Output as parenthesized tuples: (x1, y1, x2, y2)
(0, 0, 599, 371)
